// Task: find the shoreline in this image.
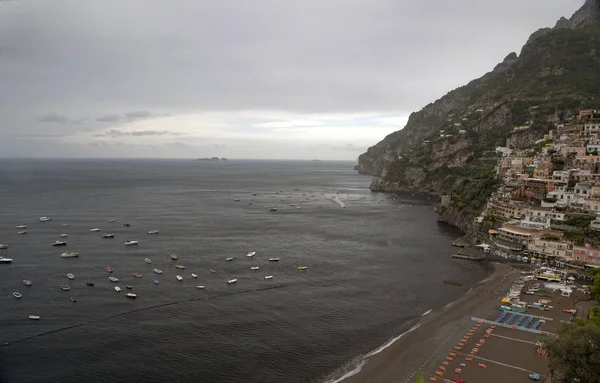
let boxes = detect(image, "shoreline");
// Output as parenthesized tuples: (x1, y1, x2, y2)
(328, 262, 515, 383)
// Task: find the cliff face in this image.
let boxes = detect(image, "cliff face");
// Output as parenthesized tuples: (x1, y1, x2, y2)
(358, 0, 600, 228)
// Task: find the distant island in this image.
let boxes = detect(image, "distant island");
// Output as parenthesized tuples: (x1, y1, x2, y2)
(194, 157, 228, 161)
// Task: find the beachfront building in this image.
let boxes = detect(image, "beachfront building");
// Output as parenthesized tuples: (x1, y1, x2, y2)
(528, 238, 571, 260)
(497, 222, 564, 246)
(572, 244, 600, 266)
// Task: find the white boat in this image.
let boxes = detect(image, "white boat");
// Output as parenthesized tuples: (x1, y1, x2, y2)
(61, 252, 80, 258)
(226, 257, 234, 261)
(13, 292, 22, 299)
(196, 285, 205, 289)
(23, 280, 33, 286)
(269, 258, 280, 262)
(153, 268, 162, 274)
(191, 273, 198, 278)
(90, 228, 100, 232)
(67, 273, 75, 280)
(114, 286, 121, 292)
(52, 241, 67, 247)
(147, 230, 159, 235)
(39, 216, 52, 222)
(265, 275, 273, 280)
(246, 251, 256, 257)
(176, 275, 183, 281)
(0, 257, 12, 263)
(250, 266, 259, 270)
(0, 244, 8, 249)
(17, 231, 27, 235)
(126, 293, 136, 299)
(61, 223, 70, 227)
(124, 240, 139, 246)
(59, 234, 68, 238)
(227, 279, 237, 284)
(108, 219, 115, 222)
(145, 258, 152, 264)
(102, 233, 115, 239)
(108, 276, 119, 282)
(15, 225, 27, 229)
(29, 315, 40, 320)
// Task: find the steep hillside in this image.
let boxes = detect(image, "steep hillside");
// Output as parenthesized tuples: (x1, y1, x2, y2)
(359, 1, 600, 224)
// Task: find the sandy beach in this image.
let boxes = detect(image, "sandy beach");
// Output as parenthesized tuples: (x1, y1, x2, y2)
(342, 262, 516, 383)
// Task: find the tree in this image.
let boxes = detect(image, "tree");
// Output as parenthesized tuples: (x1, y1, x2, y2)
(545, 324, 600, 383)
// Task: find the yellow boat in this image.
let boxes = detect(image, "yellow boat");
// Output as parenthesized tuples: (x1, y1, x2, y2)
(296, 266, 308, 270)
(175, 264, 186, 269)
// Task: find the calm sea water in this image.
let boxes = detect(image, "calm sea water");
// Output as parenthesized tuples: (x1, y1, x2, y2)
(0, 159, 490, 383)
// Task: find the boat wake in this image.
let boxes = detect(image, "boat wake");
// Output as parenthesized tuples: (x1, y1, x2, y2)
(332, 196, 346, 208)
(420, 309, 432, 317)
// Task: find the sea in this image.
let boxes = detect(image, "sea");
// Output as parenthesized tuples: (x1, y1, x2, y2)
(0, 159, 491, 383)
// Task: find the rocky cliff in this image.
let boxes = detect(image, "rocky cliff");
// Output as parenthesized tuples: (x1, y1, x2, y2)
(359, 0, 600, 228)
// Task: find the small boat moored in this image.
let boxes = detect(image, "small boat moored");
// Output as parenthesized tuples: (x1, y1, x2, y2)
(126, 285, 133, 290)
(132, 272, 143, 278)
(226, 257, 234, 261)
(126, 293, 137, 299)
(61, 252, 80, 258)
(169, 254, 178, 260)
(106, 266, 113, 273)
(191, 273, 198, 278)
(175, 264, 186, 269)
(269, 258, 280, 262)
(227, 279, 237, 284)
(0, 256, 13, 263)
(60, 284, 70, 291)
(17, 231, 27, 235)
(114, 286, 121, 292)
(246, 251, 256, 257)
(296, 266, 308, 270)
(59, 234, 68, 238)
(153, 269, 162, 274)
(196, 285, 205, 289)
(29, 315, 40, 320)
(153, 279, 160, 284)
(250, 266, 259, 270)
(0, 244, 8, 250)
(23, 280, 33, 286)
(102, 233, 115, 239)
(147, 230, 159, 235)
(16, 225, 27, 229)
(144, 258, 152, 264)
(13, 292, 22, 299)
(67, 273, 75, 280)
(87, 282, 95, 286)
(70, 297, 77, 302)
(123, 223, 131, 227)
(39, 216, 52, 222)
(265, 275, 273, 280)
(108, 276, 119, 282)
(176, 275, 183, 281)
(124, 240, 139, 246)
(90, 228, 100, 232)
(209, 269, 216, 273)
(52, 241, 67, 247)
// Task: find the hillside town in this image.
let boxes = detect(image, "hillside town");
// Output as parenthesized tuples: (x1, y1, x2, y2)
(471, 109, 600, 271)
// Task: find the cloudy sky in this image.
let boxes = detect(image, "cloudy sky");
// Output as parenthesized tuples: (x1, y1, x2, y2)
(0, 0, 583, 160)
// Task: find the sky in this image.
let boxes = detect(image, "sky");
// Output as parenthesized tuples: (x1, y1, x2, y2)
(0, 0, 584, 160)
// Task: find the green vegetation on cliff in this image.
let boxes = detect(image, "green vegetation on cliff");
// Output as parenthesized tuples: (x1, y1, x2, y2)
(359, 1, 600, 224)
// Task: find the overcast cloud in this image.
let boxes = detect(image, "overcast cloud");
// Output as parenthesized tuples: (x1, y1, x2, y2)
(0, 0, 583, 159)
